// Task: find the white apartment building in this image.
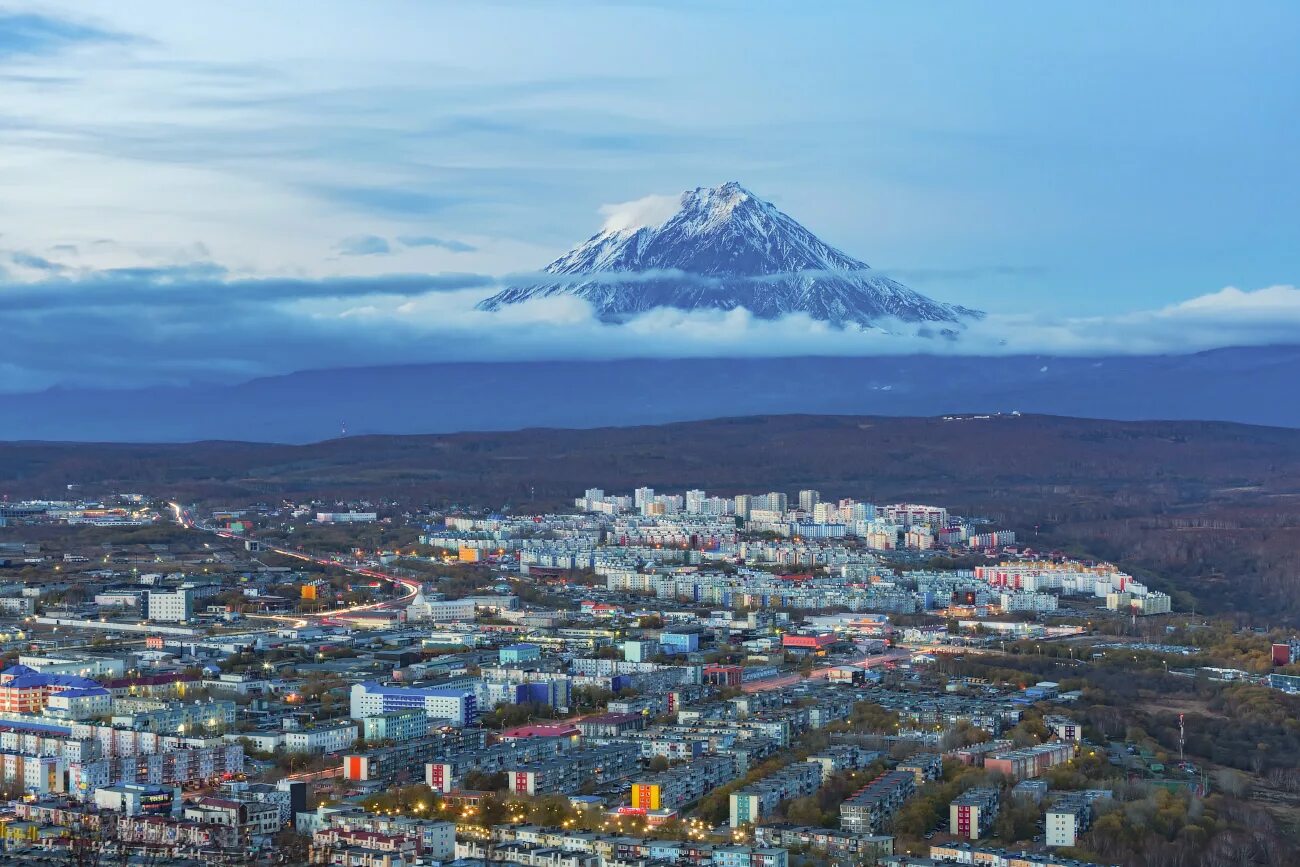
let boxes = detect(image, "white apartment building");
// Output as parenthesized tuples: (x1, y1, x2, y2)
(146, 589, 193, 623)
(19, 654, 128, 679)
(283, 721, 359, 754)
(0, 597, 34, 616)
(315, 512, 378, 523)
(407, 595, 476, 622)
(349, 682, 477, 726)
(999, 592, 1059, 613)
(1046, 800, 1088, 847)
(884, 504, 948, 527)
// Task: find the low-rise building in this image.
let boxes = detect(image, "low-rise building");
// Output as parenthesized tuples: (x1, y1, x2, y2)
(361, 708, 431, 744)
(284, 721, 359, 754)
(983, 742, 1073, 780)
(754, 825, 893, 860)
(897, 753, 943, 784)
(94, 783, 179, 816)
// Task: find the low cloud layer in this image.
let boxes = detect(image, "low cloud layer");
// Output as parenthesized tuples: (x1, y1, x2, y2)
(0, 259, 1297, 394)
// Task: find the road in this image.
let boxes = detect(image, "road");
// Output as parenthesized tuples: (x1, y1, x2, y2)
(285, 766, 344, 783)
(169, 502, 422, 627)
(741, 647, 915, 693)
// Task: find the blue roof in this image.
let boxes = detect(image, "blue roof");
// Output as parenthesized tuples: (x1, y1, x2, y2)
(360, 681, 471, 698)
(5, 673, 101, 690)
(53, 687, 109, 698)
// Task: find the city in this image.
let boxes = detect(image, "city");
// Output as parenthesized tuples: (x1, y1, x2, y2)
(0, 483, 1292, 865)
(0, 4, 1296, 867)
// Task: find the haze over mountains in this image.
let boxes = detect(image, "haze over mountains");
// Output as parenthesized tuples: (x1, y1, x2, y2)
(478, 182, 978, 326)
(5, 346, 1299, 443)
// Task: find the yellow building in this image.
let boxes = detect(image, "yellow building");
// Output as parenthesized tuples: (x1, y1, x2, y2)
(1, 820, 41, 845)
(630, 783, 660, 810)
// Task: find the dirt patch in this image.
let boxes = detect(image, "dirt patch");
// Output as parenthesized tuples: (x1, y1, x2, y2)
(1135, 694, 1228, 719)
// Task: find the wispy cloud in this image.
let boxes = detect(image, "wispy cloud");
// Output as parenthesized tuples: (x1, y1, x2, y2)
(397, 235, 476, 253)
(0, 12, 135, 59)
(335, 235, 392, 256)
(8, 251, 65, 272)
(315, 186, 463, 217)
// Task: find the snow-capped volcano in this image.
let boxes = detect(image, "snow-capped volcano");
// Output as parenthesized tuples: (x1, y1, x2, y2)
(477, 182, 981, 326)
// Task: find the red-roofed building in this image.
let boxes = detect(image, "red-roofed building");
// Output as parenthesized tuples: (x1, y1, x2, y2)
(313, 827, 421, 859)
(782, 633, 836, 652)
(579, 601, 623, 617)
(497, 723, 581, 743)
(107, 671, 198, 699)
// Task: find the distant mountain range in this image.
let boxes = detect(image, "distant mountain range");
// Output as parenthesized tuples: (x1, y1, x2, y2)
(2, 345, 1298, 443)
(478, 181, 978, 326)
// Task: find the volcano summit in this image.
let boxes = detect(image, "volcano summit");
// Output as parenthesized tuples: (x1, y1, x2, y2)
(477, 181, 981, 327)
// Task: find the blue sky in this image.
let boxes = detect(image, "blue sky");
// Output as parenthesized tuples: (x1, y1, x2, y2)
(0, 1, 1297, 389)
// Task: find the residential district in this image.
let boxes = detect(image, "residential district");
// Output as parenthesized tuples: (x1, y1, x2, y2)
(0, 486, 1290, 866)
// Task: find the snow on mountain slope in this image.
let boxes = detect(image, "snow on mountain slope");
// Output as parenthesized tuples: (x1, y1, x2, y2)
(477, 181, 982, 326)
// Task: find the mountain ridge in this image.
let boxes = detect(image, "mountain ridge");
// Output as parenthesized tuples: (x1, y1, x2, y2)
(2, 345, 1299, 443)
(478, 181, 979, 325)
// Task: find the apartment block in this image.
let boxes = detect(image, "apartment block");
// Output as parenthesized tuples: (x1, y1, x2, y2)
(950, 787, 1000, 840)
(729, 760, 823, 827)
(983, 742, 1073, 781)
(897, 752, 943, 784)
(840, 771, 916, 834)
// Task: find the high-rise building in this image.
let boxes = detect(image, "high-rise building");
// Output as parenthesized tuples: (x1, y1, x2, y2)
(812, 502, 837, 523)
(798, 490, 821, 511)
(848, 502, 876, 521)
